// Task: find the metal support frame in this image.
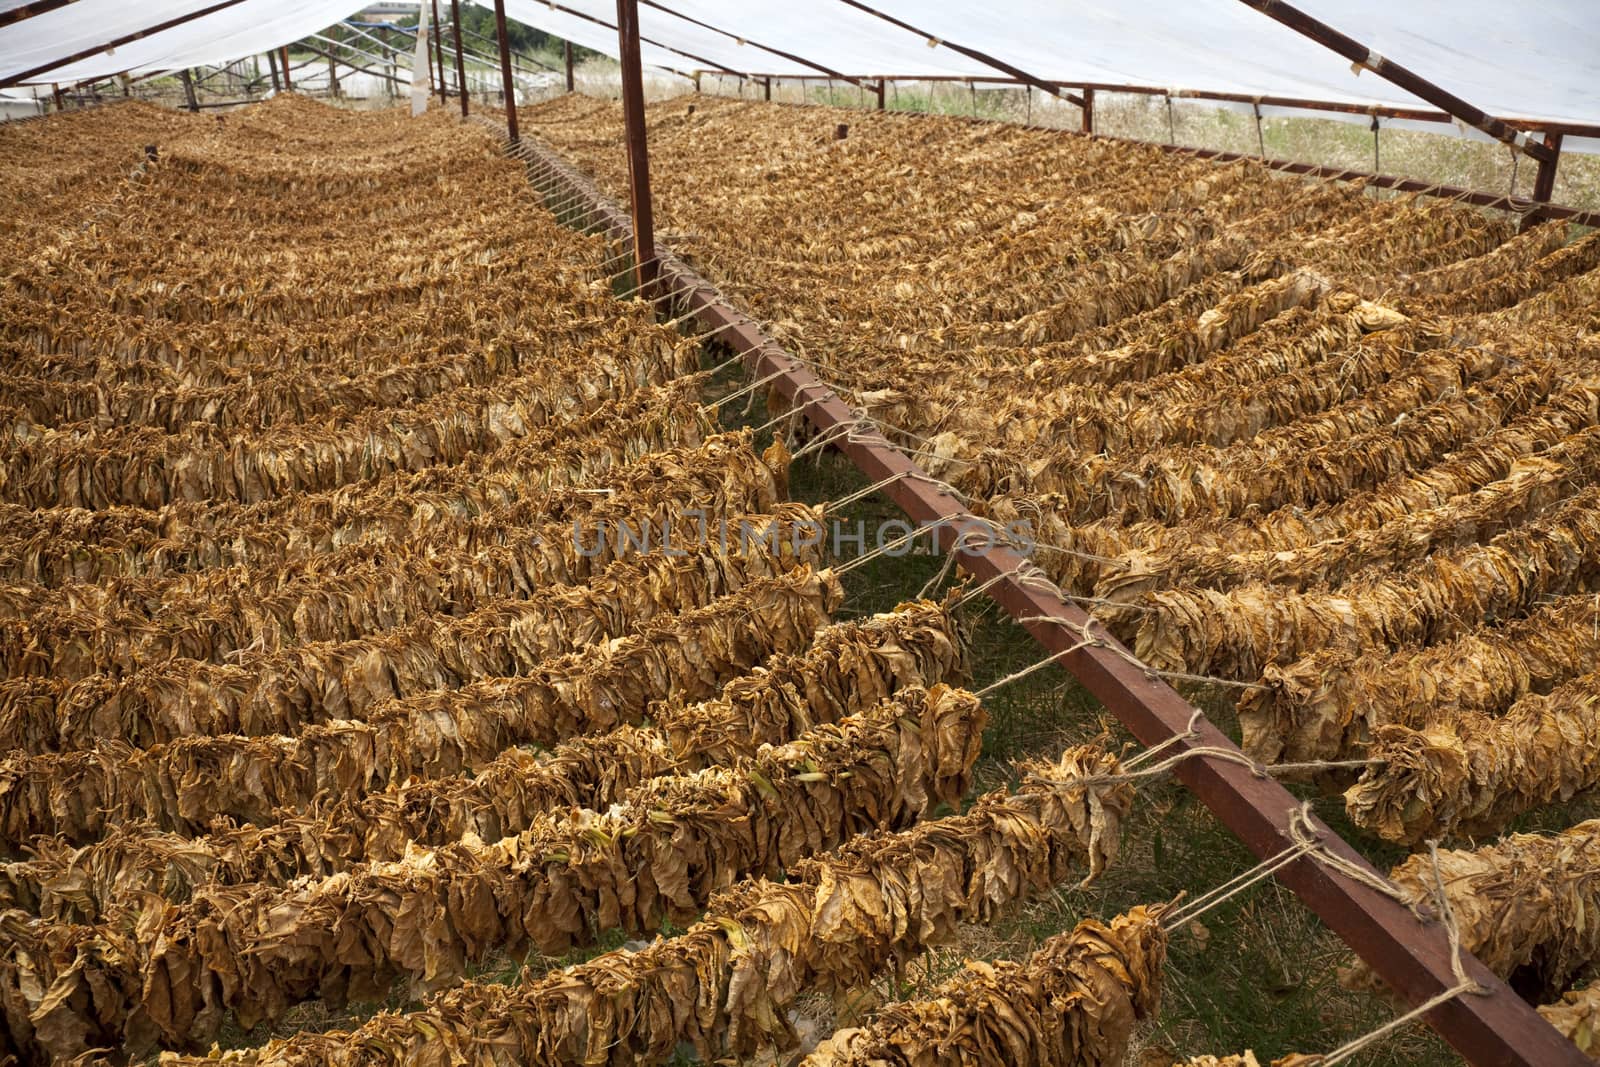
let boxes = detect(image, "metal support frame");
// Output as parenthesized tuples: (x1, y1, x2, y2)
(509, 122, 1593, 1067)
(279, 46, 292, 90)
(615, 0, 657, 294)
(831, 0, 1084, 108)
(0, 0, 251, 89)
(265, 49, 281, 91)
(300, 41, 410, 93)
(565, 40, 575, 92)
(1235, 0, 1553, 164)
(1080, 85, 1093, 133)
(493, 0, 519, 142)
(449, 0, 468, 115)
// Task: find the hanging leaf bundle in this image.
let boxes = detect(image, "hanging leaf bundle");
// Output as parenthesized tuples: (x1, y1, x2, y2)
(801, 905, 1167, 1067)
(4, 509, 825, 750)
(1239, 591, 1600, 766)
(0, 566, 841, 840)
(1343, 819, 1600, 999)
(1346, 670, 1600, 844)
(1134, 484, 1600, 679)
(153, 742, 1132, 1066)
(2, 600, 962, 922)
(2, 685, 984, 1055)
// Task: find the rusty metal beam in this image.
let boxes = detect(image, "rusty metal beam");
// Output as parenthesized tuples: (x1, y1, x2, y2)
(615, 0, 657, 293)
(492, 0, 519, 143)
(539, 0, 747, 80)
(1235, 0, 1553, 163)
(640, 0, 873, 92)
(830, 0, 1083, 108)
(564, 40, 575, 92)
(0, 0, 251, 88)
(0, 0, 74, 28)
(502, 115, 1593, 1067)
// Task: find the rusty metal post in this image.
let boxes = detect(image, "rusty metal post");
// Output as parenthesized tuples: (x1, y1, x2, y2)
(763, 76, 771, 101)
(431, 0, 448, 103)
(1081, 86, 1094, 133)
(492, 0, 519, 143)
(449, 0, 468, 115)
(564, 40, 575, 92)
(615, 0, 658, 293)
(1531, 131, 1564, 204)
(1527, 131, 1564, 228)
(279, 46, 292, 90)
(266, 49, 281, 91)
(178, 68, 199, 111)
(874, 80, 885, 109)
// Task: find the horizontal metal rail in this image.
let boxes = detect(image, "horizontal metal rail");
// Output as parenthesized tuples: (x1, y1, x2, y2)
(504, 122, 1589, 1067)
(718, 70, 1600, 140)
(729, 93, 1600, 230)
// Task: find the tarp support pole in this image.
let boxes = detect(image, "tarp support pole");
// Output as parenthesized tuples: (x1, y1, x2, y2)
(492, 0, 519, 143)
(0, 0, 251, 89)
(279, 46, 292, 90)
(565, 40, 575, 92)
(874, 80, 885, 109)
(449, 0, 468, 115)
(1081, 86, 1094, 133)
(1235, 0, 1554, 164)
(615, 0, 658, 295)
(763, 76, 771, 101)
(265, 49, 281, 91)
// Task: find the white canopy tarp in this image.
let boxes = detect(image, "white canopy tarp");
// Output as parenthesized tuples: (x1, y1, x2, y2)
(3, 0, 1595, 145)
(0, 0, 368, 85)
(474, 0, 1598, 133)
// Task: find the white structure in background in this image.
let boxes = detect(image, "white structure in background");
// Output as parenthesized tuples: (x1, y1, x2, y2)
(409, 0, 430, 114)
